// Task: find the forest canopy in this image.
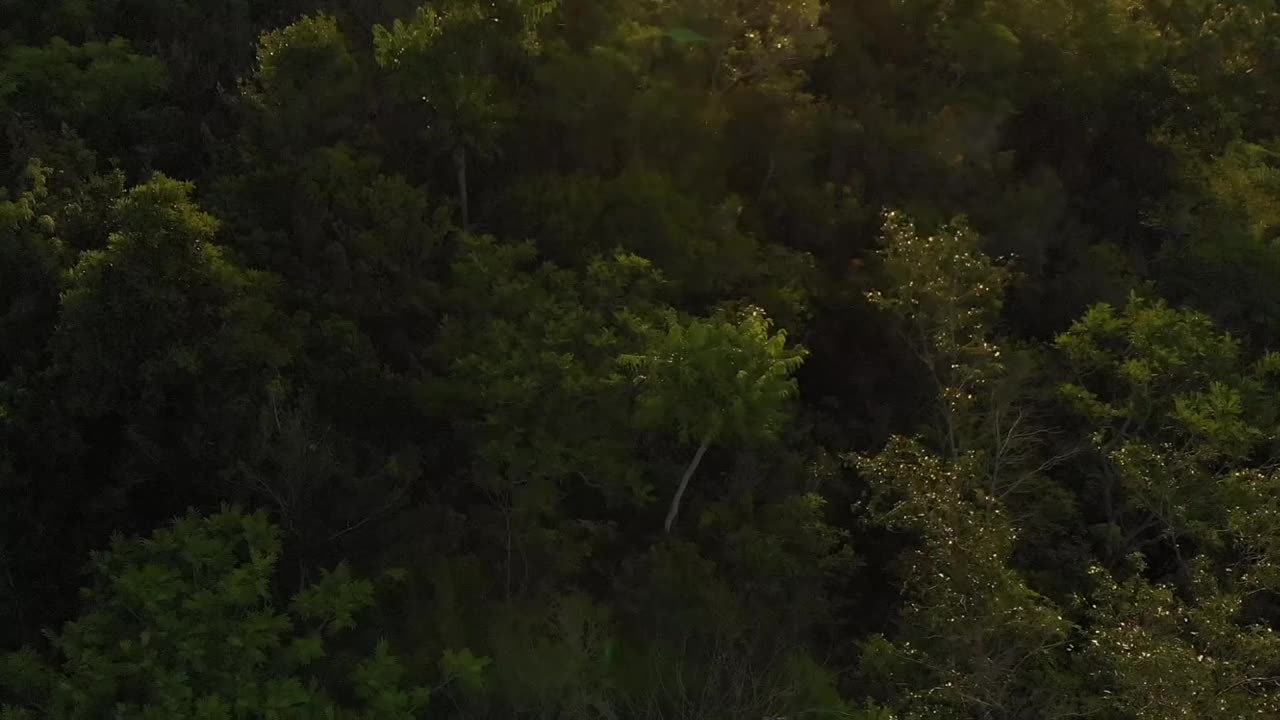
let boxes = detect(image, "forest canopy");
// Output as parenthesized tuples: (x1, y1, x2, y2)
(6, 0, 1280, 718)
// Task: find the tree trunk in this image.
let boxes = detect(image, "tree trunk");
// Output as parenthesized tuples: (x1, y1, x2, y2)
(664, 430, 714, 533)
(453, 145, 469, 230)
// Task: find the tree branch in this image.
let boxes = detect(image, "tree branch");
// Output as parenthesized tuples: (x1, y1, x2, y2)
(665, 429, 715, 533)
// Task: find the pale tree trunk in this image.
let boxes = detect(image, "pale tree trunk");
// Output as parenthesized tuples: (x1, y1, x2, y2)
(664, 430, 714, 533)
(453, 145, 469, 230)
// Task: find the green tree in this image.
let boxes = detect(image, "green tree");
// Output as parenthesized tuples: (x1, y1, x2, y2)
(0, 161, 64, 381)
(2, 172, 297, 646)
(373, 0, 558, 229)
(1080, 557, 1280, 719)
(622, 305, 806, 532)
(0, 508, 478, 719)
(0, 36, 170, 177)
(1055, 294, 1276, 567)
(1047, 292, 1280, 715)
(242, 14, 364, 157)
(866, 210, 1014, 457)
(49, 175, 296, 485)
(853, 438, 1078, 719)
(430, 236, 663, 602)
(857, 212, 1080, 718)
(219, 16, 448, 456)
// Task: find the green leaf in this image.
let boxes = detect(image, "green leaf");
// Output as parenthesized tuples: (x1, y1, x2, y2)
(440, 648, 491, 691)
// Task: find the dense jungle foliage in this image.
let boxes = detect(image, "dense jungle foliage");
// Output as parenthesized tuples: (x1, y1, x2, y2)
(7, 0, 1280, 717)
